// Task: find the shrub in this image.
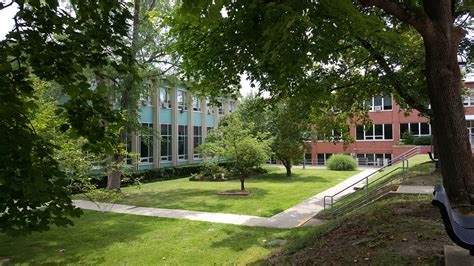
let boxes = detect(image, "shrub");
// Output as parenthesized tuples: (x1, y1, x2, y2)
(327, 154, 357, 171)
(402, 131, 415, 145)
(413, 136, 431, 145)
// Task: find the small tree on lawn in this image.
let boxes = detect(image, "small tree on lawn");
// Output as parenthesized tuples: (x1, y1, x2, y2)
(214, 113, 271, 191)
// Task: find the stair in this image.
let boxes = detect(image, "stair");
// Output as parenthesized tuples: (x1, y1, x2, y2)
(322, 146, 421, 217)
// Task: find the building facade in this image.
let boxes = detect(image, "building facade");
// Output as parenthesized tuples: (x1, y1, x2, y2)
(306, 81, 474, 166)
(131, 79, 237, 170)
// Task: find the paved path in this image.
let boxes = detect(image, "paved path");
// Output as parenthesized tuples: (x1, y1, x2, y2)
(74, 169, 377, 229)
(393, 185, 434, 194)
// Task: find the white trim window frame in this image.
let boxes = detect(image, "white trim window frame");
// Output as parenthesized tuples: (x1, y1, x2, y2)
(192, 95, 201, 112)
(159, 87, 171, 109)
(364, 95, 393, 111)
(160, 124, 172, 162)
(177, 90, 188, 111)
(178, 125, 188, 161)
(193, 126, 202, 159)
(356, 124, 393, 141)
(139, 123, 154, 163)
(399, 122, 431, 138)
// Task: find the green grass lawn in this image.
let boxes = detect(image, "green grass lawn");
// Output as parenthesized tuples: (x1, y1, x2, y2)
(109, 167, 360, 217)
(0, 211, 317, 265)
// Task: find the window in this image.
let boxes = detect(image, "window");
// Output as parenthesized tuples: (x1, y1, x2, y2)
(356, 153, 392, 166)
(206, 97, 214, 114)
(304, 153, 312, 164)
(192, 96, 201, 111)
(363, 95, 392, 111)
(140, 123, 153, 163)
(160, 88, 171, 108)
(317, 153, 332, 165)
(178, 125, 188, 160)
(140, 81, 152, 105)
(356, 124, 393, 140)
(400, 122, 431, 137)
(229, 101, 236, 113)
(467, 121, 474, 147)
(177, 90, 187, 110)
(160, 124, 172, 161)
(125, 135, 132, 164)
(464, 95, 474, 106)
(218, 98, 224, 115)
(193, 126, 202, 159)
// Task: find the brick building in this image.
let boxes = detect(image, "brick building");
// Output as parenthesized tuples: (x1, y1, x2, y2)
(306, 81, 474, 166)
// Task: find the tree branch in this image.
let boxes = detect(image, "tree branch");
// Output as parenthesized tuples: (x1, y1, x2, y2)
(357, 0, 429, 34)
(356, 37, 432, 116)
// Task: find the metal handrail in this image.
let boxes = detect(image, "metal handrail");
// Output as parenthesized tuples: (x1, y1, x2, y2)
(323, 146, 420, 210)
(331, 166, 407, 215)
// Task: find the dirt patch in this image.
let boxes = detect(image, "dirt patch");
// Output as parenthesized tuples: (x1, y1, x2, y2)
(265, 196, 452, 265)
(217, 190, 250, 196)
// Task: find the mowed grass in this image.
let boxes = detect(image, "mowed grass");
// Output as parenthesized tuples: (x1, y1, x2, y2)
(114, 167, 360, 217)
(0, 210, 317, 265)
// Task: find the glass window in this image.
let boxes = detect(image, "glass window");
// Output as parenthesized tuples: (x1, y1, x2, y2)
(192, 96, 201, 111)
(229, 101, 236, 112)
(160, 88, 171, 108)
(374, 124, 383, 139)
(218, 98, 224, 115)
(193, 126, 202, 159)
(420, 123, 430, 135)
(356, 125, 364, 140)
(384, 124, 393, 139)
(365, 125, 374, 140)
(373, 96, 383, 108)
(140, 123, 153, 163)
(178, 125, 188, 160)
(383, 95, 392, 110)
(410, 123, 420, 135)
(160, 124, 172, 161)
(400, 123, 409, 137)
(177, 90, 187, 110)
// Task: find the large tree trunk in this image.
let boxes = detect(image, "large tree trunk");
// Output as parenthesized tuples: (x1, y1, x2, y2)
(285, 165, 292, 177)
(422, 8, 474, 206)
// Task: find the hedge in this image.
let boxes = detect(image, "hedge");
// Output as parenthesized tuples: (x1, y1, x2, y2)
(86, 164, 203, 190)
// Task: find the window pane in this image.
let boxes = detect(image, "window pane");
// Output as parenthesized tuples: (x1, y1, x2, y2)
(374, 124, 383, 139)
(365, 125, 374, 140)
(374, 96, 383, 107)
(356, 125, 364, 140)
(410, 123, 420, 135)
(400, 123, 408, 137)
(384, 95, 392, 110)
(384, 124, 393, 139)
(420, 123, 430, 135)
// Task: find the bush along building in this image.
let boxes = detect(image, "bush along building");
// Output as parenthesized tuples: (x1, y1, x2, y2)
(128, 78, 238, 170)
(306, 81, 474, 166)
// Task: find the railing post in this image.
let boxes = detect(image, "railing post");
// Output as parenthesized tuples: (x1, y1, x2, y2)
(406, 159, 409, 176)
(323, 197, 326, 210)
(365, 177, 369, 203)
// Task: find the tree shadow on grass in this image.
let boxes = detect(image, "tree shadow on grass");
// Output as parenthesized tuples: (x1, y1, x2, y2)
(0, 211, 163, 264)
(247, 172, 341, 184)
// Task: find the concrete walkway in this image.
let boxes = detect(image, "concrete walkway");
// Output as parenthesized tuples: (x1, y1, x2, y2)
(393, 185, 434, 194)
(74, 169, 377, 229)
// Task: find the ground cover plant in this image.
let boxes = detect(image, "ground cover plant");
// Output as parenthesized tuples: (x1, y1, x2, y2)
(102, 167, 360, 217)
(0, 211, 317, 265)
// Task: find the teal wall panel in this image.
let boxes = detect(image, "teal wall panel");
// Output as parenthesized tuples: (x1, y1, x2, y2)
(207, 114, 214, 127)
(193, 112, 202, 125)
(160, 108, 172, 124)
(140, 106, 153, 123)
(178, 111, 188, 125)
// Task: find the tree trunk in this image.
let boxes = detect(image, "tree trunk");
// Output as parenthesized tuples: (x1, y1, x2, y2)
(285, 165, 292, 177)
(106, 167, 122, 191)
(240, 178, 245, 191)
(422, 13, 474, 206)
(431, 119, 440, 170)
